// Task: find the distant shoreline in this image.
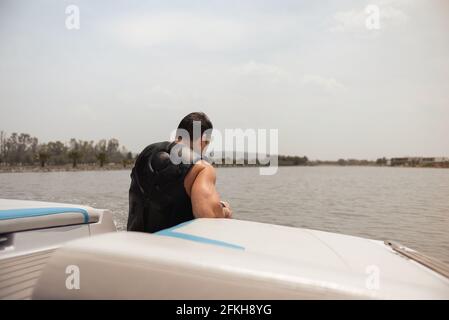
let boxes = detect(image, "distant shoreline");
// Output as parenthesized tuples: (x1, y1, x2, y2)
(1, 162, 448, 173)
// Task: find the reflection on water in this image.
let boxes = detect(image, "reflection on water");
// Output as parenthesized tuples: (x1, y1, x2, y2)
(1, 166, 448, 264)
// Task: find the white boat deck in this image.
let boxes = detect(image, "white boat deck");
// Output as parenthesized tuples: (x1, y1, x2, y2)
(1, 199, 448, 299)
(33, 219, 449, 299)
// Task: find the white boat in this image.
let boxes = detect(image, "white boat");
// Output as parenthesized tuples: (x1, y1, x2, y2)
(0, 199, 116, 299)
(1, 198, 448, 299)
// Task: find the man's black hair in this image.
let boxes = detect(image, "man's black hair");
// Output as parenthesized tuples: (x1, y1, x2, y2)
(176, 112, 213, 141)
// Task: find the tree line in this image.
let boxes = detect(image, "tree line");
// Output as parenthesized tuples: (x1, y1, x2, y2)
(0, 131, 133, 168)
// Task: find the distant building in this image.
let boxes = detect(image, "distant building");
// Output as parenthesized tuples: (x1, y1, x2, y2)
(421, 157, 436, 165)
(390, 157, 449, 166)
(390, 157, 412, 166)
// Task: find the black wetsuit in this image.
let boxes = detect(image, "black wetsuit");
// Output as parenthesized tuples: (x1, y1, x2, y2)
(127, 141, 197, 233)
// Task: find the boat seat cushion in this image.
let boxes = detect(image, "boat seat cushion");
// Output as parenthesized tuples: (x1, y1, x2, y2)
(0, 200, 100, 233)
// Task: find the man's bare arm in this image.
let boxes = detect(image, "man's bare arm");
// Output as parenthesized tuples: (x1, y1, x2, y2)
(185, 161, 231, 218)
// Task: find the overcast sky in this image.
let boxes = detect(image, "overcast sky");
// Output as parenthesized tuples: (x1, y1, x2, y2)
(0, 0, 448, 160)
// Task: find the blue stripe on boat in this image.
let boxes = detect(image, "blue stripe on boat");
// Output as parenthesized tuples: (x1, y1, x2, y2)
(155, 220, 245, 250)
(0, 207, 89, 224)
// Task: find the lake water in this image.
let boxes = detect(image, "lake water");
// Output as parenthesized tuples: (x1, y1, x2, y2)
(1, 166, 448, 264)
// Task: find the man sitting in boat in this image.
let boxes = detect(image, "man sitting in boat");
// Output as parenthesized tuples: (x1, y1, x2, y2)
(127, 112, 232, 233)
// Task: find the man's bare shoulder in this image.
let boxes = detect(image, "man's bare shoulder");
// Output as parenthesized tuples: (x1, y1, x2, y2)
(184, 160, 215, 196)
(194, 159, 214, 170)
(189, 160, 215, 179)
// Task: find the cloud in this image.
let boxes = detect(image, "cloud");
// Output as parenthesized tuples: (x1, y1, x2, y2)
(148, 85, 174, 97)
(105, 10, 307, 53)
(73, 105, 97, 120)
(300, 75, 346, 94)
(231, 61, 284, 80)
(115, 84, 204, 110)
(109, 12, 246, 50)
